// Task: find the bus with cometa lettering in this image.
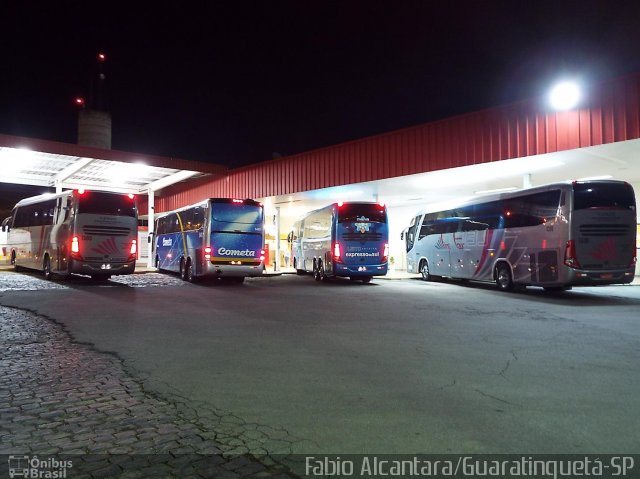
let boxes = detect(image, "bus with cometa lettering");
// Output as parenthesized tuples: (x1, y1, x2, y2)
(290, 201, 389, 283)
(6, 189, 138, 280)
(403, 180, 636, 291)
(153, 198, 265, 283)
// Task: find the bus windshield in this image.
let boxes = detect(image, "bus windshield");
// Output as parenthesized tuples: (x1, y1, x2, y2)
(573, 182, 635, 210)
(337, 203, 387, 223)
(77, 192, 137, 217)
(211, 204, 263, 233)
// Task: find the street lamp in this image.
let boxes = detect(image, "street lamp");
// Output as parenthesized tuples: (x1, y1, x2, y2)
(549, 80, 582, 110)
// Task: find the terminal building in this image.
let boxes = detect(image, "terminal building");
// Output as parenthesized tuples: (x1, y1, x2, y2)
(1, 73, 639, 273)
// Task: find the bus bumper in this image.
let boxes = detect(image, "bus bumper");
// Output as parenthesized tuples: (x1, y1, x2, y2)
(333, 262, 388, 277)
(204, 262, 265, 278)
(69, 259, 136, 276)
(565, 268, 635, 286)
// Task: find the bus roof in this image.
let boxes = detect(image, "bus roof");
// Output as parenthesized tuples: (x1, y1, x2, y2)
(412, 179, 631, 217)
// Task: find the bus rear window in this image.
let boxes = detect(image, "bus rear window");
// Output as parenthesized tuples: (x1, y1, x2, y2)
(212, 204, 263, 232)
(338, 203, 387, 223)
(77, 192, 137, 217)
(573, 183, 636, 211)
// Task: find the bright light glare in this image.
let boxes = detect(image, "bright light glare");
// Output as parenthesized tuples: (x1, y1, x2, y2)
(549, 81, 581, 110)
(0, 148, 37, 172)
(106, 162, 148, 183)
(411, 156, 563, 189)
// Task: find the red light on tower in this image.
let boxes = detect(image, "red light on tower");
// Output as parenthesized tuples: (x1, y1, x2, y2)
(98, 52, 106, 62)
(74, 97, 85, 107)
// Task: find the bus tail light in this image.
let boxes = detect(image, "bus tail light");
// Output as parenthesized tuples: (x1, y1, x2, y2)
(260, 249, 265, 261)
(333, 242, 342, 262)
(630, 245, 637, 268)
(204, 246, 212, 260)
(130, 239, 137, 256)
(564, 240, 581, 269)
(382, 243, 389, 262)
(71, 236, 81, 258)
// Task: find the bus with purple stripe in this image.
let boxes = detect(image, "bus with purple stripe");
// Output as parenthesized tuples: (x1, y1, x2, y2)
(403, 180, 636, 291)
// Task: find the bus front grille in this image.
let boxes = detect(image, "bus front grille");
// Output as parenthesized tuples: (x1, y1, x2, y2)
(342, 232, 382, 241)
(579, 224, 630, 237)
(83, 226, 132, 236)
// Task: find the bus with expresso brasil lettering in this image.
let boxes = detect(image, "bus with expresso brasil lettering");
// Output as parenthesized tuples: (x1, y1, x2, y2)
(153, 198, 265, 283)
(5, 189, 138, 280)
(290, 201, 389, 283)
(403, 180, 637, 291)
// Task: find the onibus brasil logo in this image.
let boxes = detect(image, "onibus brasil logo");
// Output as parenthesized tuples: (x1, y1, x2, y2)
(8, 456, 72, 478)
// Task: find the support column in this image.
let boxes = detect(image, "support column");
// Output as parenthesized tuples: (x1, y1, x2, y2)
(275, 206, 281, 272)
(55, 180, 62, 194)
(147, 189, 155, 268)
(523, 173, 532, 189)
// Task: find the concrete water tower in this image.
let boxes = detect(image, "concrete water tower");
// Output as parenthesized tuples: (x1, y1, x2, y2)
(77, 52, 112, 149)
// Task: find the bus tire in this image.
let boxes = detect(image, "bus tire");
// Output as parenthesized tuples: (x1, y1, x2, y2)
(185, 259, 197, 283)
(495, 263, 514, 291)
(294, 259, 304, 275)
(179, 258, 187, 280)
(155, 255, 160, 269)
(361, 276, 372, 283)
(43, 255, 53, 280)
(314, 260, 327, 281)
(419, 260, 431, 281)
(11, 251, 23, 272)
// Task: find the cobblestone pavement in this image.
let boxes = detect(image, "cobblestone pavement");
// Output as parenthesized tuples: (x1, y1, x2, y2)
(0, 305, 304, 478)
(0, 271, 188, 292)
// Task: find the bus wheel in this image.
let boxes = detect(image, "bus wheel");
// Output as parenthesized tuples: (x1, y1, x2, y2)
(155, 255, 160, 269)
(43, 255, 53, 280)
(420, 260, 431, 281)
(314, 261, 326, 281)
(361, 276, 372, 283)
(179, 258, 187, 280)
(495, 263, 514, 291)
(294, 259, 304, 275)
(185, 259, 197, 283)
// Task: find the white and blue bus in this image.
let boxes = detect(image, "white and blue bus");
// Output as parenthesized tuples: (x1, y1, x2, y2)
(403, 180, 637, 291)
(291, 201, 389, 283)
(154, 198, 265, 283)
(6, 189, 138, 280)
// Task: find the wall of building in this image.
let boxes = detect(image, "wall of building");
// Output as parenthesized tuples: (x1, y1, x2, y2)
(151, 73, 640, 214)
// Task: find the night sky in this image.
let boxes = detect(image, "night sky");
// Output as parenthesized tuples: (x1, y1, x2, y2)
(1, 1, 640, 170)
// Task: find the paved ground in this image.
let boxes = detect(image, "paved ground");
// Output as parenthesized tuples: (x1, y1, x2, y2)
(1, 270, 639, 464)
(0, 303, 298, 478)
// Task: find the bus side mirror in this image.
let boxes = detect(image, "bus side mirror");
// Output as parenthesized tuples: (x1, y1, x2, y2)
(400, 231, 404, 240)
(147, 232, 154, 243)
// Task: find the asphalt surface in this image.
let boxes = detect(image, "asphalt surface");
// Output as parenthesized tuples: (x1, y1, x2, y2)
(1, 270, 639, 458)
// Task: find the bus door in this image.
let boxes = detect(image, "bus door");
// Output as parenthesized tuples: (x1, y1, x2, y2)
(429, 218, 457, 277)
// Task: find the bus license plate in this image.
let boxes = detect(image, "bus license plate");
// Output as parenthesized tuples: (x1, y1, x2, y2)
(600, 273, 613, 279)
